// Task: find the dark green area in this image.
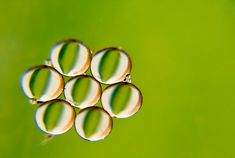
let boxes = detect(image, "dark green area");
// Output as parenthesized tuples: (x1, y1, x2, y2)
(43, 102, 63, 131)
(72, 77, 91, 105)
(110, 84, 131, 115)
(30, 68, 50, 99)
(58, 42, 79, 74)
(82, 108, 101, 138)
(98, 50, 120, 82)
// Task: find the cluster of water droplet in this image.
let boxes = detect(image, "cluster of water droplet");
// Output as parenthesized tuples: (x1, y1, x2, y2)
(21, 39, 143, 141)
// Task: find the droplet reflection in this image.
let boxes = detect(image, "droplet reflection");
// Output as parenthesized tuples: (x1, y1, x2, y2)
(91, 47, 131, 84)
(64, 75, 101, 109)
(101, 82, 142, 118)
(51, 39, 91, 77)
(75, 107, 112, 141)
(21, 65, 64, 103)
(35, 100, 75, 135)
(64, 75, 102, 109)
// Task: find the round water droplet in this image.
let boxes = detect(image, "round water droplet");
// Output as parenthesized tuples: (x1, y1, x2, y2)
(35, 100, 75, 135)
(64, 75, 102, 109)
(91, 47, 131, 84)
(101, 82, 142, 118)
(21, 65, 64, 103)
(75, 107, 112, 141)
(51, 39, 91, 77)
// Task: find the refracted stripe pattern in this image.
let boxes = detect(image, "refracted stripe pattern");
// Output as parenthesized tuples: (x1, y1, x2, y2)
(21, 65, 64, 102)
(74, 107, 112, 141)
(51, 39, 91, 77)
(101, 82, 142, 118)
(35, 100, 75, 135)
(91, 47, 131, 84)
(64, 75, 101, 109)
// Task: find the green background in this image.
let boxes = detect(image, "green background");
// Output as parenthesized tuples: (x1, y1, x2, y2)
(1, 0, 235, 157)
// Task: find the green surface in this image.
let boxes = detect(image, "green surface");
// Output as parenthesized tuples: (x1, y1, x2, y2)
(1, 0, 235, 157)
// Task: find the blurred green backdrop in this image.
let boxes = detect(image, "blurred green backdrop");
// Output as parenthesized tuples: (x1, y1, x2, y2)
(1, 0, 235, 157)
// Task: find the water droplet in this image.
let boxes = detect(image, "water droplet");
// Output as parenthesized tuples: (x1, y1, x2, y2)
(21, 65, 64, 103)
(91, 47, 131, 84)
(75, 107, 112, 141)
(123, 74, 131, 83)
(64, 75, 102, 109)
(35, 100, 75, 135)
(50, 39, 91, 77)
(44, 59, 52, 66)
(101, 82, 142, 118)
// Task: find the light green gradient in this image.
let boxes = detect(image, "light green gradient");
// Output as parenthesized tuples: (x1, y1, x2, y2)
(0, 0, 235, 157)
